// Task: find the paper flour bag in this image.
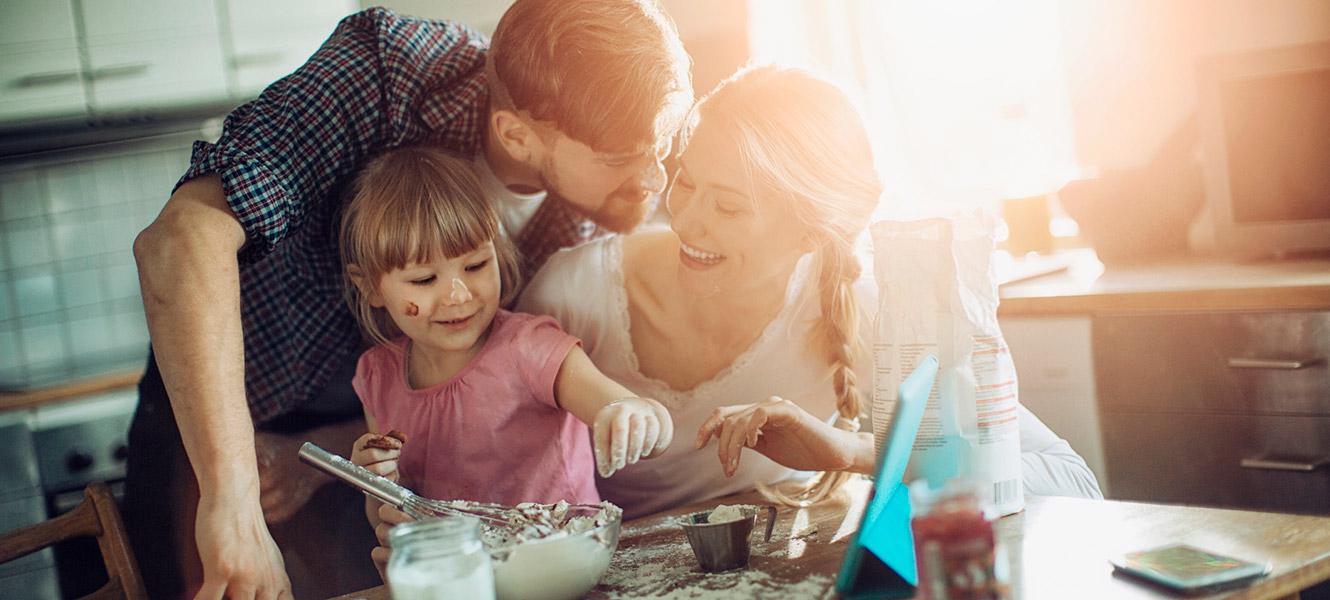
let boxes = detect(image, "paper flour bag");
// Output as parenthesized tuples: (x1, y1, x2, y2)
(869, 213, 1024, 516)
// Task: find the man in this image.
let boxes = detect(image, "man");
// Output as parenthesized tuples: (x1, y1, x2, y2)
(126, 1, 692, 597)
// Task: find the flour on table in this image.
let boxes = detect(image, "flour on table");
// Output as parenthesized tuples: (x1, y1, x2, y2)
(594, 518, 834, 599)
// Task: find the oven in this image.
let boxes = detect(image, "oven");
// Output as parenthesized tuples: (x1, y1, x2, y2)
(0, 422, 60, 599)
(24, 389, 136, 599)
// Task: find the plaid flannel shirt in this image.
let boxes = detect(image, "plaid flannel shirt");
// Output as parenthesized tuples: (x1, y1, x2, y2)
(175, 8, 605, 422)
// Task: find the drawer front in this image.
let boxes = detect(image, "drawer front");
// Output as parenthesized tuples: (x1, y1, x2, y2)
(85, 35, 228, 112)
(1094, 311, 1330, 414)
(1103, 411, 1330, 514)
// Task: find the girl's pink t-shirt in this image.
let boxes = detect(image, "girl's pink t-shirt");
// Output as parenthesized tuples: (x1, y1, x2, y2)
(352, 310, 599, 505)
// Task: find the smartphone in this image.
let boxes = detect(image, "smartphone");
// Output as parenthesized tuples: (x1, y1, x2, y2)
(1110, 544, 1271, 594)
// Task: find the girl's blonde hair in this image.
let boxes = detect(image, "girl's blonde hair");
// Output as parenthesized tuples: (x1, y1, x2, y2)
(684, 65, 882, 506)
(339, 146, 521, 347)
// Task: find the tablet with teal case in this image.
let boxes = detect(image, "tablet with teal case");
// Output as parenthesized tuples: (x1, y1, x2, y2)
(835, 355, 938, 599)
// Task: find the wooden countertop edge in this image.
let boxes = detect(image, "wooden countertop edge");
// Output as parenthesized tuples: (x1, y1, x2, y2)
(0, 369, 143, 412)
(1239, 559, 1330, 600)
(999, 284, 1330, 316)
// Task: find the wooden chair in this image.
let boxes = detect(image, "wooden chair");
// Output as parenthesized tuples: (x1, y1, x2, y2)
(0, 481, 146, 600)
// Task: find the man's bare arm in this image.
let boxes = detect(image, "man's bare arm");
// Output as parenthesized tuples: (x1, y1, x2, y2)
(134, 174, 290, 598)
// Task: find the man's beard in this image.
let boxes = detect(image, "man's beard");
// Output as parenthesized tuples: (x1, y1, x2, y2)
(539, 166, 656, 233)
(586, 190, 656, 233)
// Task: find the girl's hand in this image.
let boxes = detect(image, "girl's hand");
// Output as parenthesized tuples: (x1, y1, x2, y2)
(370, 504, 413, 584)
(593, 397, 674, 478)
(350, 432, 403, 482)
(696, 396, 858, 477)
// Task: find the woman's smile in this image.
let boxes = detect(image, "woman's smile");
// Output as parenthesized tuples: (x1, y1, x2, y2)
(679, 240, 726, 268)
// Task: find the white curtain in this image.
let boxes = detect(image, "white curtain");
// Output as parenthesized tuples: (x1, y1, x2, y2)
(747, 0, 1081, 219)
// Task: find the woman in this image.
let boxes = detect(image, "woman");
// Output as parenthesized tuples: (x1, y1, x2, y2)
(518, 65, 1102, 518)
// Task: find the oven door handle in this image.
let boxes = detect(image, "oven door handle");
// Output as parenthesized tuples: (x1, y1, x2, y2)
(1240, 456, 1330, 472)
(47, 480, 126, 515)
(1227, 357, 1324, 370)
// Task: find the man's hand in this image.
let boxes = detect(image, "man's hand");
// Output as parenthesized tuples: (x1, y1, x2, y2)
(593, 397, 673, 478)
(695, 396, 859, 477)
(370, 504, 413, 584)
(194, 494, 292, 600)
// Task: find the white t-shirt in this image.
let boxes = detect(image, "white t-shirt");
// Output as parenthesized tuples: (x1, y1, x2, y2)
(474, 154, 546, 240)
(519, 235, 1102, 518)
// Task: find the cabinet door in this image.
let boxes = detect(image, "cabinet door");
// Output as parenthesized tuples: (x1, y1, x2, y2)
(1103, 411, 1330, 515)
(223, 0, 357, 98)
(80, 0, 229, 112)
(1095, 311, 1330, 415)
(0, 0, 87, 124)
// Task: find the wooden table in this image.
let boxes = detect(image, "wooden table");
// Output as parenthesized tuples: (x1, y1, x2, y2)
(332, 479, 1330, 599)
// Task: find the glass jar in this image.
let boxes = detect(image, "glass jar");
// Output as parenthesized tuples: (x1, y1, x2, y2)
(387, 516, 495, 600)
(910, 479, 1008, 600)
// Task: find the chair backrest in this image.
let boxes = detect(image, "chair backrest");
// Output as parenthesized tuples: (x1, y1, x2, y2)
(0, 481, 146, 600)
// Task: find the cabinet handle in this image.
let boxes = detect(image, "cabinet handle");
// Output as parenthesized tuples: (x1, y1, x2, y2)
(1240, 456, 1330, 472)
(1227, 357, 1324, 370)
(16, 70, 82, 87)
(90, 63, 151, 80)
(231, 51, 285, 68)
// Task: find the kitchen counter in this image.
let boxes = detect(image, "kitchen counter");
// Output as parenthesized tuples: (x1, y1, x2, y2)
(333, 479, 1330, 599)
(999, 253, 1330, 316)
(0, 370, 142, 413)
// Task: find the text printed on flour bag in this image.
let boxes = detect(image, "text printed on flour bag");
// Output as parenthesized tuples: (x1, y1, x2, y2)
(870, 214, 1023, 516)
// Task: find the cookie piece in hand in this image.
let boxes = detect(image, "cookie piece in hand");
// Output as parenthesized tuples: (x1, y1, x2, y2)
(362, 430, 409, 451)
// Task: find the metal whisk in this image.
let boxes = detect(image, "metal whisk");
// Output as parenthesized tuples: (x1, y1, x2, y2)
(297, 442, 600, 530)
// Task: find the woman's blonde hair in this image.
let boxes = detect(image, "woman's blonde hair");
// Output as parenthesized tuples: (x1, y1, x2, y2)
(684, 65, 882, 506)
(339, 146, 521, 348)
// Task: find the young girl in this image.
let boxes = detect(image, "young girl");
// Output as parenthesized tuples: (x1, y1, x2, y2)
(338, 146, 672, 526)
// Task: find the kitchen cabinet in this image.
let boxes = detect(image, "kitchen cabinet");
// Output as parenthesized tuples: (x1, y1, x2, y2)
(0, 1, 87, 124)
(80, 0, 229, 112)
(999, 253, 1330, 514)
(0, 0, 358, 131)
(1095, 310, 1330, 514)
(223, 0, 356, 97)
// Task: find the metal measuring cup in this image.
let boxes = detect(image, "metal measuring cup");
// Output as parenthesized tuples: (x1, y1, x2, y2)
(678, 505, 778, 572)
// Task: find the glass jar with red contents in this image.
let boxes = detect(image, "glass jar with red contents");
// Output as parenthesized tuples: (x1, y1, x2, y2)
(909, 479, 1008, 600)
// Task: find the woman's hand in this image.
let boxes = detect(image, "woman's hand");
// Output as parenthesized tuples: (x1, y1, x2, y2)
(350, 432, 402, 481)
(594, 397, 674, 478)
(370, 504, 413, 583)
(695, 396, 860, 477)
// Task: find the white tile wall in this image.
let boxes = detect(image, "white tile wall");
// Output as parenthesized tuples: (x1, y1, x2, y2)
(6, 226, 52, 268)
(0, 170, 43, 221)
(0, 329, 18, 377)
(0, 141, 191, 389)
(59, 268, 104, 308)
(13, 273, 56, 316)
(20, 322, 66, 366)
(0, 281, 10, 321)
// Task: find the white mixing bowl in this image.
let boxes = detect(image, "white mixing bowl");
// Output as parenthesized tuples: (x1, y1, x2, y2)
(490, 506, 622, 600)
